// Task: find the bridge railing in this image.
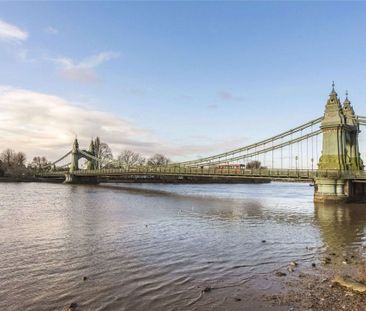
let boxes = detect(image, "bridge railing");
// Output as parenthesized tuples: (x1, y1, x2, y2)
(71, 166, 318, 179)
(36, 165, 366, 180)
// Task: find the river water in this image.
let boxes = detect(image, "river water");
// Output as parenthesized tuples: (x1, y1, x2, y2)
(0, 182, 365, 310)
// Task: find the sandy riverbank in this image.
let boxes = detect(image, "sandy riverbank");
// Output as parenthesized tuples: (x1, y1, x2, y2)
(186, 252, 366, 310)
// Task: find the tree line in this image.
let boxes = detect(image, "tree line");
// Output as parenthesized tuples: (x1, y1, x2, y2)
(0, 137, 264, 178)
(0, 137, 171, 177)
(91, 137, 170, 168)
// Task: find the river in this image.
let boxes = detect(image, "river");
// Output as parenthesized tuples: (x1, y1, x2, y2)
(0, 182, 365, 310)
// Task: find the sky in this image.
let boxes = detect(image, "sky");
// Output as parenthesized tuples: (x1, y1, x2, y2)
(1, 2, 366, 162)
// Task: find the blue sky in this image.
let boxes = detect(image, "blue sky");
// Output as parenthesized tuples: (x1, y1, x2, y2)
(1, 2, 366, 161)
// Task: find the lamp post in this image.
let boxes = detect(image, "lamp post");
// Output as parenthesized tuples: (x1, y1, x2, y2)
(295, 156, 299, 171)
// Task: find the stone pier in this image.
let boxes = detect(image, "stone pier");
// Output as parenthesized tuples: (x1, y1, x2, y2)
(314, 84, 364, 203)
(64, 173, 99, 184)
(314, 178, 348, 203)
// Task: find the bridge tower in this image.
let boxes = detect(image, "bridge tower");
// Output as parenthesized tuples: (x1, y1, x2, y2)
(70, 138, 79, 172)
(65, 138, 99, 184)
(315, 83, 364, 203)
(342, 93, 364, 170)
(86, 139, 96, 170)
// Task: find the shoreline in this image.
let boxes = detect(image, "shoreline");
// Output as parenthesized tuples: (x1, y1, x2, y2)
(264, 251, 366, 310)
(195, 260, 366, 310)
(0, 176, 64, 183)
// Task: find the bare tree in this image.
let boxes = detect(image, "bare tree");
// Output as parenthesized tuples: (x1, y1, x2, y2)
(31, 156, 41, 167)
(0, 160, 5, 176)
(30, 156, 49, 169)
(14, 152, 26, 167)
(0, 149, 28, 176)
(246, 160, 261, 169)
(118, 150, 145, 167)
(1, 149, 16, 167)
(94, 137, 113, 168)
(147, 154, 170, 166)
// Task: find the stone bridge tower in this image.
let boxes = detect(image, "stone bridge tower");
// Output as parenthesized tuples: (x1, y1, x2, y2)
(315, 83, 364, 203)
(86, 139, 96, 170)
(70, 138, 79, 172)
(343, 93, 364, 170)
(65, 138, 99, 184)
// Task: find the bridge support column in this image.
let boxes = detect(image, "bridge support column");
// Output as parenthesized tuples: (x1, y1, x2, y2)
(314, 178, 366, 203)
(314, 178, 348, 203)
(64, 173, 99, 184)
(314, 84, 365, 204)
(345, 181, 366, 202)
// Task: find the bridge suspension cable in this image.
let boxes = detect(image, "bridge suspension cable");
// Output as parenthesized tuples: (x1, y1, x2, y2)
(174, 116, 323, 167)
(41, 150, 72, 169)
(357, 116, 366, 125)
(188, 129, 322, 167)
(78, 149, 119, 167)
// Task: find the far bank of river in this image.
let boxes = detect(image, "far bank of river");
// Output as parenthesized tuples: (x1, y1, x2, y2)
(0, 175, 273, 184)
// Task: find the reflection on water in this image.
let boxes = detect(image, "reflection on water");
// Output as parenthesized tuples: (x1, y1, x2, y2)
(314, 202, 366, 259)
(0, 182, 365, 310)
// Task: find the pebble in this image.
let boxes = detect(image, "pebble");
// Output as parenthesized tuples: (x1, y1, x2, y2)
(345, 292, 354, 297)
(203, 286, 211, 293)
(68, 302, 77, 311)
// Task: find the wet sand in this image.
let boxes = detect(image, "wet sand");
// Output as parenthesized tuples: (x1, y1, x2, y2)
(192, 255, 366, 311)
(264, 250, 366, 310)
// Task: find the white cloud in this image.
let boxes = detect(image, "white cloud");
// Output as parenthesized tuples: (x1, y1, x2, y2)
(0, 86, 158, 160)
(0, 19, 28, 42)
(44, 26, 58, 35)
(52, 52, 120, 82)
(0, 86, 248, 163)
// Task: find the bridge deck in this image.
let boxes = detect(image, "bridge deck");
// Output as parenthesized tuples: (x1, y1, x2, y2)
(38, 167, 366, 181)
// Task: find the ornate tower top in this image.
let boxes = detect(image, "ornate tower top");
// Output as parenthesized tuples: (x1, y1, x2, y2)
(327, 81, 340, 105)
(343, 90, 352, 108)
(330, 81, 337, 95)
(321, 81, 345, 128)
(72, 137, 79, 153)
(89, 139, 95, 155)
(343, 91, 357, 127)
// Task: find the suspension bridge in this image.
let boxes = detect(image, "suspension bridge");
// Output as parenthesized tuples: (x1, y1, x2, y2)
(38, 84, 366, 203)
